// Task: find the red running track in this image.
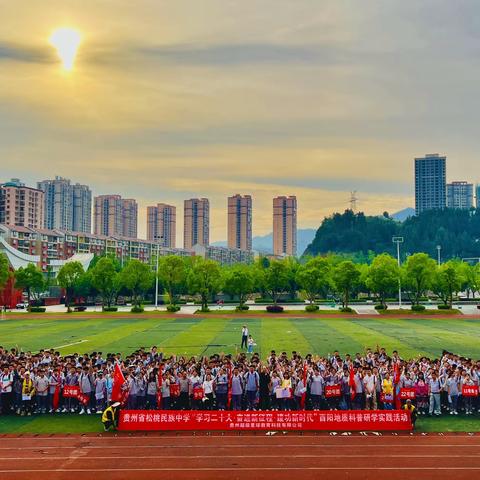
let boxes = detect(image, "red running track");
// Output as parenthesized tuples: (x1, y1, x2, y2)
(0, 432, 479, 480)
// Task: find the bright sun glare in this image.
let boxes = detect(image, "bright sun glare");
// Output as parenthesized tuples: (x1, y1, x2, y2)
(49, 28, 81, 71)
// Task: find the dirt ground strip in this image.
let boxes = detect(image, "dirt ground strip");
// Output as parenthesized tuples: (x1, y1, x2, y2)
(0, 432, 479, 480)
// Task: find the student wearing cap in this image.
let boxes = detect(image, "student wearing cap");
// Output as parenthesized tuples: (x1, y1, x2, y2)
(101, 402, 120, 431)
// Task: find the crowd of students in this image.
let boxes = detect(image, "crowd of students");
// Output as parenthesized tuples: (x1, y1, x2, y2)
(0, 345, 478, 416)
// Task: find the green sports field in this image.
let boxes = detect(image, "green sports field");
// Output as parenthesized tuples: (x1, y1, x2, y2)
(2, 314, 480, 359)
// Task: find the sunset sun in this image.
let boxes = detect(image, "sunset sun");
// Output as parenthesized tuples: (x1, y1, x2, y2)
(49, 27, 81, 71)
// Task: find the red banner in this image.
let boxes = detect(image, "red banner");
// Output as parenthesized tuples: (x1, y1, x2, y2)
(462, 385, 479, 397)
(169, 384, 180, 397)
(325, 385, 341, 398)
(193, 387, 204, 400)
(77, 392, 90, 405)
(400, 388, 416, 400)
(119, 410, 412, 432)
(63, 386, 80, 398)
(380, 393, 394, 403)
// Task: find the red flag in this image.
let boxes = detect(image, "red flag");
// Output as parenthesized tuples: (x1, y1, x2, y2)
(393, 362, 400, 384)
(52, 371, 61, 410)
(227, 363, 232, 409)
(394, 362, 401, 409)
(111, 363, 126, 403)
(349, 365, 356, 400)
(300, 363, 308, 409)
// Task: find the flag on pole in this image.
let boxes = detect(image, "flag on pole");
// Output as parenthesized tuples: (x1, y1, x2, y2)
(394, 362, 401, 409)
(300, 363, 308, 409)
(52, 370, 61, 411)
(111, 363, 127, 403)
(227, 363, 232, 408)
(349, 364, 356, 401)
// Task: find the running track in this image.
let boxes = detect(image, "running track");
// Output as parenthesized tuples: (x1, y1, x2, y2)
(0, 432, 479, 479)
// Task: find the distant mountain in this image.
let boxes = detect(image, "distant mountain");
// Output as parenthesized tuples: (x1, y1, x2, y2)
(211, 228, 316, 256)
(391, 208, 415, 222)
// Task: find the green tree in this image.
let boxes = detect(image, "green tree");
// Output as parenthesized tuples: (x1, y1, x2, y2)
(261, 260, 289, 305)
(462, 263, 480, 299)
(0, 253, 9, 294)
(158, 256, 187, 307)
(433, 260, 465, 308)
(57, 261, 85, 312)
(296, 257, 332, 304)
(187, 258, 222, 312)
(332, 260, 360, 309)
(223, 264, 255, 308)
(365, 254, 400, 308)
(403, 253, 436, 307)
(119, 259, 153, 309)
(14, 263, 45, 309)
(284, 257, 301, 300)
(91, 257, 119, 308)
(74, 271, 96, 305)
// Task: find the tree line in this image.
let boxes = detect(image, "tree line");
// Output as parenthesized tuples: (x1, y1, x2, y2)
(304, 208, 480, 261)
(1, 251, 479, 313)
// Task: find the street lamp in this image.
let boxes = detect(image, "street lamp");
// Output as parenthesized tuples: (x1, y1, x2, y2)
(436, 245, 441, 265)
(392, 236, 404, 308)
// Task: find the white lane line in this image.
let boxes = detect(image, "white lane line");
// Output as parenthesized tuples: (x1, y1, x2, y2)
(1, 467, 480, 472)
(1, 454, 480, 460)
(52, 339, 88, 349)
(0, 444, 479, 450)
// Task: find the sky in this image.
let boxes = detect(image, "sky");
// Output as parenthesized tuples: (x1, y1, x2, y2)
(1, 0, 479, 242)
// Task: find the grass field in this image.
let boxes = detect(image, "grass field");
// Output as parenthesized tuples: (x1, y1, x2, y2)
(1, 313, 480, 434)
(1, 313, 480, 359)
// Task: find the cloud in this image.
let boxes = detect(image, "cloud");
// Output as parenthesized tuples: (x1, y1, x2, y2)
(135, 42, 334, 66)
(0, 42, 53, 64)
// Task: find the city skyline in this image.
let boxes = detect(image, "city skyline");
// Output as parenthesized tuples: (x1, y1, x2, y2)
(2, 2, 480, 241)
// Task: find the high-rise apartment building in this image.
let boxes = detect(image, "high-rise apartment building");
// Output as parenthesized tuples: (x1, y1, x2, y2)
(273, 196, 297, 257)
(37, 176, 92, 233)
(476, 184, 480, 209)
(184, 198, 209, 249)
(0, 179, 44, 229)
(94, 195, 138, 238)
(414, 154, 446, 215)
(122, 199, 138, 239)
(446, 181, 473, 210)
(72, 183, 92, 233)
(227, 194, 252, 251)
(147, 203, 176, 247)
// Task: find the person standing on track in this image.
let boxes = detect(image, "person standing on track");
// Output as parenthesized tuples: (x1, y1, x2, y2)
(241, 325, 249, 350)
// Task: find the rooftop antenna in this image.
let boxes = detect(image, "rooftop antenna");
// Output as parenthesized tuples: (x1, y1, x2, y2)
(349, 191, 358, 212)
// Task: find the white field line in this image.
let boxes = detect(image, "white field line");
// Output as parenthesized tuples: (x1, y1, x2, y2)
(52, 339, 88, 349)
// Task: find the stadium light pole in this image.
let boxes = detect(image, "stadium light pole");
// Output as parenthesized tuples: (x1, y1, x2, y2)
(392, 236, 404, 308)
(436, 245, 441, 265)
